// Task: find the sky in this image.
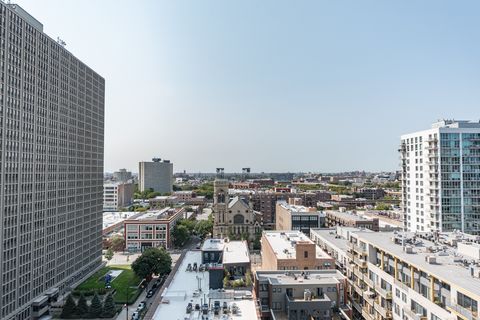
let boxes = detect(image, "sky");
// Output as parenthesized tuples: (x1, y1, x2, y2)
(17, 0, 480, 173)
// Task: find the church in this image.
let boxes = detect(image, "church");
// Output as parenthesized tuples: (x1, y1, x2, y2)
(212, 177, 262, 244)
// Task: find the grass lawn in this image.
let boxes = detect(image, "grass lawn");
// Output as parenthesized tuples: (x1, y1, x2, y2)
(75, 265, 143, 304)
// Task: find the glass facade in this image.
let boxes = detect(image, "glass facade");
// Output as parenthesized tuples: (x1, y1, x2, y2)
(439, 132, 480, 234)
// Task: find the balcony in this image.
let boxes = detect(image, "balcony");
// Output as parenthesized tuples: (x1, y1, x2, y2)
(353, 256, 367, 267)
(374, 302, 392, 318)
(394, 279, 410, 292)
(363, 291, 375, 305)
(402, 306, 427, 320)
(362, 308, 375, 320)
(376, 286, 393, 299)
(353, 268, 364, 279)
(447, 302, 479, 320)
(364, 277, 374, 288)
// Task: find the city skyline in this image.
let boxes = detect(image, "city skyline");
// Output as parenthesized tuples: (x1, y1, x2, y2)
(17, 0, 480, 173)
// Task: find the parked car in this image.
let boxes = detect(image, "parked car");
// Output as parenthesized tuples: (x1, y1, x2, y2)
(146, 290, 154, 298)
(137, 301, 146, 312)
(195, 303, 200, 311)
(223, 301, 228, 312)
(214, 301, 220, 315)
(131, 312, 140, 320)
(186, 302, 193, 313)
(202, 303, 208, 315)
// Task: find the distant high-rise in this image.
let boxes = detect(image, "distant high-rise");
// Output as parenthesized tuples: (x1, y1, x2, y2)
(0, 4, 104, 319)
(400, 120, 480, 234)
(139, 158, 173, 193)
(113, 168, 133, 182)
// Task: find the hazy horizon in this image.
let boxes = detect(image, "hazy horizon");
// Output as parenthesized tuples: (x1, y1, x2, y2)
(17, 0, 480, 173)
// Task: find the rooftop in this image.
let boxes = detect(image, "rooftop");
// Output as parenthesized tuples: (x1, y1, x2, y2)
(277, 201, 321, 214)
(256, 270, 344, 286)
(152, 251, 257, 320)
(310, 228, 351, 253)
(124, 207, 183, 222)
(326, 210, 375, 222)
(356, 230, 480, 299)
(223, 241, 250, 265)
(201, 239, 225, 251)
(263, 231, 331, 260)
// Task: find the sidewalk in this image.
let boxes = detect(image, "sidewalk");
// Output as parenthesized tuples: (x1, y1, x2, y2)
(115, 286, 147, 320)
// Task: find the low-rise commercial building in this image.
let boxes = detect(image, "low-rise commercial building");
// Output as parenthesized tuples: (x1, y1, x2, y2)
(123, 207, 185, 251)
(325, 210, 379, 231)
(261, 231, 334, 271)
(255, 270, 352, 320)
(275, 200, 325, 235)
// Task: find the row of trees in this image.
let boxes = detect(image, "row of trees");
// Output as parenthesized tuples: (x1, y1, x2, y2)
(61, 293, 116, 319)
(171, 215, 214, 247)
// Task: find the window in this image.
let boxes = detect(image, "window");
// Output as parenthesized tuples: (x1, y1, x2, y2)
(304, 251, 308, 258)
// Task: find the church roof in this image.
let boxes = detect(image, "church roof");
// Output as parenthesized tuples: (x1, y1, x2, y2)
(228, 196, 250, 209)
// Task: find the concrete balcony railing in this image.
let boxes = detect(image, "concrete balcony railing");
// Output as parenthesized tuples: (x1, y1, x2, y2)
(353, 256, 367, 267)
(364, 277, 374, 288)
(376, 286, 393, 299)
(447, 302, 479, 320)
(402, 306, 427, 320)
(348, 242, 367, 255)
(374, 302, 392, 318)
(353, 268, 364, 279)
(362, 308, 375, 320)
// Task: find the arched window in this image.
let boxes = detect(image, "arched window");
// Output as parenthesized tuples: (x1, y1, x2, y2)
(233, 214, 245, 224)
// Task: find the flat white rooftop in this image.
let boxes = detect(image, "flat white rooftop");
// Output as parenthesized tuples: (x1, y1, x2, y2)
(202, 239, 225, 251)
(223, 241, 250, 265)
(264, 231, 330, 260)
(152, 251, 257, 320)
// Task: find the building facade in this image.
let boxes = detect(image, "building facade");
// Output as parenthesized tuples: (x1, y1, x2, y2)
(0, 4, 104, 319)
(275, 200, 325, 235)
(212, 178, 261, 242)
(112, 168, 133, 183)
(138, 158, 173, 193)
(103, 182, 134, 211)
(400, 120, 480, 234)
(255, 270, 351, 320)
(325, 210, 379, 231)
(311, 227, 480, 320)
(123, 207, 185, 251)
(261, 231, 334, 271)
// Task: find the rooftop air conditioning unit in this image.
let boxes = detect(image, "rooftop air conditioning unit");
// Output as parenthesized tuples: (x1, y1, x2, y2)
(405, 246, 414, 254)
(426, 256, 436, 264)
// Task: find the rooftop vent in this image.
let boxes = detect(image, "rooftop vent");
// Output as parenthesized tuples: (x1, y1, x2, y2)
(405, 246, 414, 254)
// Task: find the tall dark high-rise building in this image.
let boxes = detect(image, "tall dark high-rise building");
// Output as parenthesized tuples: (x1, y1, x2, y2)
(0, 3, 105, 319)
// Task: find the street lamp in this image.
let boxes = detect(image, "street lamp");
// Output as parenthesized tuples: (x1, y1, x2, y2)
(125, 286, 130, 320)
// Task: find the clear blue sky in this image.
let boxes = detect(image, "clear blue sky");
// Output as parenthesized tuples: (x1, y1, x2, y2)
(17, 0, 480, 173)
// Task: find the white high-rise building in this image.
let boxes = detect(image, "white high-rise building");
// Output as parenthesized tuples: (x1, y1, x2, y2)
(400, 120, 480, 234)
(138, 158, 173, 193)
(0, 3, 104, 319)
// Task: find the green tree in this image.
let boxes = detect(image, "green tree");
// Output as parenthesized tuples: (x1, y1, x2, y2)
(104, 248, 114, 261)
(131, 247, 172, 279)
(194, 219, 213, 239)
(245, 270, 253, 287)
(76, 293, 89, 317)
(172, 224, 190, 247)
(110, 235, 125, 252)
(60, 294, 77, 319)
(102, 293, 116, 318)
(89, 293, 103, 318)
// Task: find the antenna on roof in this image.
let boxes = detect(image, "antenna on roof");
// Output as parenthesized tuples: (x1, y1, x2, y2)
(57, 37, 66, 47)
(216, 168, 225, 179)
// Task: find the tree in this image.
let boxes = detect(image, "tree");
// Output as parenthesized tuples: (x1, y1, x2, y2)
(194, 219, 213, 239)
(110, 235, 125, 252)
(60, 294, 77, 319)
(172, 224, 190, 247)
(104, 248, 114, 261)
(102, 293, 116, 318)
(77, 293, 89, 317)
(245, 270, 253, 287)
(132, 247, 172, 279)
(89, 293, 103, 318)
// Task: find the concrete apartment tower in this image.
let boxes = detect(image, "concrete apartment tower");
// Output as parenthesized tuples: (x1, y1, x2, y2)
(400, 120, 480, 234)
(0, 4, 105, 319)
(138, 158, 173, 193)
